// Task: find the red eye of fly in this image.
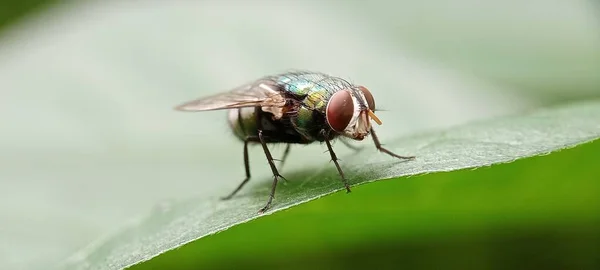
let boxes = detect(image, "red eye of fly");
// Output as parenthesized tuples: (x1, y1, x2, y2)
(326, 90, 354, 132)
(358, 86, 375, 111)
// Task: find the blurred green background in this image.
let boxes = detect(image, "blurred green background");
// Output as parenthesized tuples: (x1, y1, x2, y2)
(0, 0, 598, 269)
(0, 1, 52, 31)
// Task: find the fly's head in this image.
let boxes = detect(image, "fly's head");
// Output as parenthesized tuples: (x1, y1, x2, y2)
(325, 86, 381, 141)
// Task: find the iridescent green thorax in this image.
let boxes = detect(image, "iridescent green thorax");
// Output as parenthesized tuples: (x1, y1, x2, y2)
(277, 74, 332, 113)
(276, 74, 338, 140)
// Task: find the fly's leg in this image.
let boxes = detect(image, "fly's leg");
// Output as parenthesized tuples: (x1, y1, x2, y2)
(324, 134, 352, 193)
(221, 136, 259, 200)
(258, 130, 287, 214)
(370, 128, 415, 160)
(278, 144, 292, 171)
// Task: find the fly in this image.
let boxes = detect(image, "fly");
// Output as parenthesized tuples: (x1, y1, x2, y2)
(175, 70, 415, 213)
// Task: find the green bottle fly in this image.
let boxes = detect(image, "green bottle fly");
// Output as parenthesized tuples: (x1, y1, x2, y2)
(175, 70, 415, 213)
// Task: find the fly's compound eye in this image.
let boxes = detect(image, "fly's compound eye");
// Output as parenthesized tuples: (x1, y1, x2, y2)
(326, 90, 355, 132)
(358, 86, 375, 111)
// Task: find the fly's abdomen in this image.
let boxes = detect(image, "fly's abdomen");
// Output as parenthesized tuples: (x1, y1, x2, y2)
(227, 105, 318, 144)
(227, 107, 259, 141)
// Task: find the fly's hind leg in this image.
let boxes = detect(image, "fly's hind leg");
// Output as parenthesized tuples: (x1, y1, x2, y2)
(221, 135, 259, 200)
(370, 128, 415, 160)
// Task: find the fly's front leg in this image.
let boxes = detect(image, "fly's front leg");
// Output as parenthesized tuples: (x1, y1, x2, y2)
(257, 130, 287, 214)
(221, 136, 259, 200)
(370, 128, 415, 160)
(323, 130, 352, 193)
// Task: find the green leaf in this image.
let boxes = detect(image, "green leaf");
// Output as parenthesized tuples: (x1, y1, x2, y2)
(62, 100, 600, 269)
(133, 137, 600, 270)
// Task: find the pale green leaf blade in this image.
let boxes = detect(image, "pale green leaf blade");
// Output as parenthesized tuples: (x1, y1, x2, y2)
(63, 100, 600, 269)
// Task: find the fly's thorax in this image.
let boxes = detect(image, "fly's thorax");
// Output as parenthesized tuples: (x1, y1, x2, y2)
(277, 73, 329, 96)
(277, 73, 330, 111)
(303, 89, 330, 112)
(290, 105, 329, 141)
(273, 74, 336, 141)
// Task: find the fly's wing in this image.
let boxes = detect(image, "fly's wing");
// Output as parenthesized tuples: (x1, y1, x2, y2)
(174, 79, 286, 112)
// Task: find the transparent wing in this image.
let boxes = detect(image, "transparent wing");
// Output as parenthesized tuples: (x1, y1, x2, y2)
(174, 79, 286, 112)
